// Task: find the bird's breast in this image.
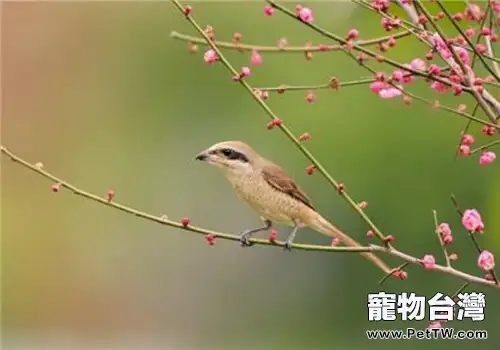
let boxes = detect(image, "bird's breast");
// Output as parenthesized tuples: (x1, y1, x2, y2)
(228, 173, 300, 226)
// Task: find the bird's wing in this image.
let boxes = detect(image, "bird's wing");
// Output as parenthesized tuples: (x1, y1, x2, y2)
(262, 162, 315, 210)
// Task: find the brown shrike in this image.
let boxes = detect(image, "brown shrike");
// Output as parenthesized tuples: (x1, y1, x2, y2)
(195, 140, 390, 273)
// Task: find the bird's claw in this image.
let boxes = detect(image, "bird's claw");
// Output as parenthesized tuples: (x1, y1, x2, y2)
(239, 233, 254, 247)
(283, 239, 293, 251)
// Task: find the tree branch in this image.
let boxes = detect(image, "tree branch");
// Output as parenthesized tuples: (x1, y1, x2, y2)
(0, 146, 369, 253)
(170, 30, 411, 53)
(3, 145, 498, 289)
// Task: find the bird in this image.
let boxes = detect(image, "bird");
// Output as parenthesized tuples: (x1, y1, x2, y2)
(195, 140, 391, 273)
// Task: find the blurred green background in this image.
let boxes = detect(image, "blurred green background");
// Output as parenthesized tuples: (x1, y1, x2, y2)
(2, 1, 500, 349)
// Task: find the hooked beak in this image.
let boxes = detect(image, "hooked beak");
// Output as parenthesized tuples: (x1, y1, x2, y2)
(195, 151, 208, 161)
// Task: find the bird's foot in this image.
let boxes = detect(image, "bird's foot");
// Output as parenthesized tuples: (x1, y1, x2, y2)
(283, 238, 293, 251)
(239, 231, 254, 247)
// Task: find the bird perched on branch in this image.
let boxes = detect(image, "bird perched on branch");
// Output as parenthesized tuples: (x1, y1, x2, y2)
(195, 140, 390, 273)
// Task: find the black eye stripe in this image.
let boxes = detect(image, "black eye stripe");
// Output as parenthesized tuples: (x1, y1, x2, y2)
(219, 148, 249, 163)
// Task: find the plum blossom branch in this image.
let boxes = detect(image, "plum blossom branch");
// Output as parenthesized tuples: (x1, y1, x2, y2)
(255, 77, 374, 92)
(425, 0, 500, 119)
(266, 0, 500, 131)
(470, 139, 500, 154)
(358, 0, 500, 67)
(369, 244, 499, 290)
(266, 0, 464, 89)
(254, 79, 499, 128)
(360, 0, 500, 123)
(433, 210, 452, 267)
(170, 30, 411, 53)
(3, 145, 500, 289)
(451, 194, 499, 284)
(398, 0, 500, 123)
(436, 0, 500, 83)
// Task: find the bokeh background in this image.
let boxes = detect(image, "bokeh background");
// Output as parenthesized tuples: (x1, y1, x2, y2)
(2, 1, 500, 349)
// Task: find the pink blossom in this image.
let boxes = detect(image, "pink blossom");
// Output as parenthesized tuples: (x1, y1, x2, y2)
(479, 151, 496, 165)
(373, 0, 391, 12)
(428, 64, 441, 75)
(428, 321, 442, 329)
(375, 72, 386, 81)
(459, 144, 471, 156)
(476, 44, 487, 53)
(492, 0, 500, 12)
(203, 49, 218, 64)
(381, 18, 393, 31)
(392, 70, 404, 81)
(449, 74, 462, 84)
(422, 254, 436, 269)
(442, 235, 453, 245)
(481, 27, 491, 36)
(430, 81, 450, 94)
(462, 209, 484, 232)
(298, 7, 314, 23)
(379, 88, 402, 99)
(432, 33, 452, 59)
(306, 91, 316, 104)
(264, 4, 274, 16)
(461, 134, 475, 145)
(348, 29, 359, 39)
(454, 47, 470, 65)
(250, 50, 263, 65)
(465, 28, 475, 37)
(402, 75, 413, 85)
(411, 58, 426, 71)
(240, 66, 251, 77)
(478, 250, 495, 271)
(453, 12, 464, 21)
(370, 81, 385, 94)
(438, 223, 452, 237)
(399, 65, 414, 84)
(466, 3, 483, 21)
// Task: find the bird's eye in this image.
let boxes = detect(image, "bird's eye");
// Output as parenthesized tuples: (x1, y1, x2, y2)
(221, 149, 234, 157)
(219, 148, 249, 162)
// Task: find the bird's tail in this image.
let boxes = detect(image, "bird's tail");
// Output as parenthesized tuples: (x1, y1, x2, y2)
(305, 211, 392, 274)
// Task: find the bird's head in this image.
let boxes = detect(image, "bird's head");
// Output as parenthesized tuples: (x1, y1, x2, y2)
(195, 140, 258, 176)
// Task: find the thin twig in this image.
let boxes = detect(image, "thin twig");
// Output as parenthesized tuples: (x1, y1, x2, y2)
(470, 139, 500, 155)
(254, 80, 499, 128)
(170, 30, 412, 53)
(256, 78, 374, 92)
(370, 244, 500, 289)
(433, 210, 451, 267)
(450, 282, 469, 299)
(454, 105, 477, 160)
(378, 262, 410, 285)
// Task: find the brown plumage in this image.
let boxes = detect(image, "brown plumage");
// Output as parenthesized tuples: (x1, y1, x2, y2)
(261, 162, 315, 210)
